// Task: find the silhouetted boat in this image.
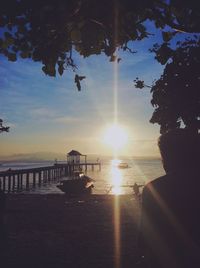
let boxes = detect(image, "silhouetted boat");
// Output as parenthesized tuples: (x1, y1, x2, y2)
(57, 174, 94, 195)
(117, 162, 128, 168)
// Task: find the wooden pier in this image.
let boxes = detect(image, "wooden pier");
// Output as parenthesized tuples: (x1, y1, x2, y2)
(0, 162, 101, 193)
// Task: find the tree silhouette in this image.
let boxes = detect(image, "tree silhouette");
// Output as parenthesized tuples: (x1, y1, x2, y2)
(0, 119, 9, 133)
(135, 37, 200, 133)
(0, 0, 200, 133)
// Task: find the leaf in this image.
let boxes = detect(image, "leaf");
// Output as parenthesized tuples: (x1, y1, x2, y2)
(58, 65, 64, 76)
(42, 66, 48, 75)
(7, 23, 13, 31)
(155, 43, 173, 65)
(75, 75, 81, 91)
(0, 119, 9, 133)
(42, 64, 56, 76)
(137, 24, 146, 34)
(8, 53, 17, 61)
(110, 55, 117, 62)
(162, 31, 176, 42)
(134, 78, 145, 89)
(74, 74, 86, 91)
(20, 51, 29, 59)
(46, 63, 56, 77)
(1, 40, 9, 49)
(58, 61, 65, 76)
(4, 32, 12, 39)
(78, 75, 86, 81)
(71, 29, 81, 41)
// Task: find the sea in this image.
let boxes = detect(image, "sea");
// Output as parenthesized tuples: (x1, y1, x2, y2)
(0, 157, 165, 195)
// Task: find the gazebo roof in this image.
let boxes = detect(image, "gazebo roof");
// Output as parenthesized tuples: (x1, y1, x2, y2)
(67, 150, 82, 156)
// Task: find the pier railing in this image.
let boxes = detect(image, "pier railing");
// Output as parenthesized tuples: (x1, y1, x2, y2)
(0, 162, 101, 193)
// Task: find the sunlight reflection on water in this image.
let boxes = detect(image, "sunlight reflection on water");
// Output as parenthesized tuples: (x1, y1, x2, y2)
(110, 161, 123, 195)
(109, 159, 129, 195)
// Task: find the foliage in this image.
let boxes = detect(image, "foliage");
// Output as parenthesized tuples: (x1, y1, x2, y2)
(0, 119, 9, 133)
(1, 1, 198, 81)
(0, 0, 200, 133)
(0, 0, 157, 84)
(150, 38, 200, 134)
(135, 37, 200, 133)
(74, 75, 86, 91)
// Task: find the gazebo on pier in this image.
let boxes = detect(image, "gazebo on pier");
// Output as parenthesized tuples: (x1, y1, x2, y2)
(67, 150, 87, 164)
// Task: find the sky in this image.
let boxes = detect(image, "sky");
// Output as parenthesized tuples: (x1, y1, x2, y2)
(0, 26, 165, 158)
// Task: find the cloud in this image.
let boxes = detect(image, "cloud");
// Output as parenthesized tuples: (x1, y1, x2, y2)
(54, 116, 80, 123)
(29, 107, 80, 126)
(30, 107, 57, 118)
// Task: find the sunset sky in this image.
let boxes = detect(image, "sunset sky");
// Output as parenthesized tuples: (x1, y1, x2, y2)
(0, 25, 164, 157)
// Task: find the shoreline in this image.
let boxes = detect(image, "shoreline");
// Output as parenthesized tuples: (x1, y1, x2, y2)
(3, 194, 141, 268)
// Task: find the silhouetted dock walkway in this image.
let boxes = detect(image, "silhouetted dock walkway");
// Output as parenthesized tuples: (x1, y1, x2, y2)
(0, 163, 101, 193)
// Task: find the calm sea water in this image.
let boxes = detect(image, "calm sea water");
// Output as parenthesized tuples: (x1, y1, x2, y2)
(0, 157, 165, 195)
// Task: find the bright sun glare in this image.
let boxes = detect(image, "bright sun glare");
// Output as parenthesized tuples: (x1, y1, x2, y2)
(103, 124, 128, 150)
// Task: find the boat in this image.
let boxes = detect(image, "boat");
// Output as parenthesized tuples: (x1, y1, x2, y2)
(57, 173, 94, 195)
(117, 162, 128, 168)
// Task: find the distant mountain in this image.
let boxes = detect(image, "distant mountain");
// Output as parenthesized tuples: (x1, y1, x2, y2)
(0, 152, 66, 162)
(0, 152, 160, 163)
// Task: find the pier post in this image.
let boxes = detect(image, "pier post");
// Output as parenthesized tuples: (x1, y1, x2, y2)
(45, 170, 48, 182)
(2, 176, 6, 192)
(33, 172, 36, 187)
(17, 174, 20, 191)
(64, 167, 67, 176)
(42, 171, 45, 183)
(45, 170, 47, 182)
(69, 165, 72, 175)
(48, 169, 50, 181)
(26, 173, 30, 190)
(47, 170, 50, 182)
(8, 175, 11, 192)
(20, 173, 23, 189)
(38, 172, 42, 186)
(12, 175, 16, 192)
(44, 170, 46, 183)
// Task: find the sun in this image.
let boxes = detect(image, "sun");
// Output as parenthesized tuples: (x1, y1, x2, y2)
(102, 124, 128, 150)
